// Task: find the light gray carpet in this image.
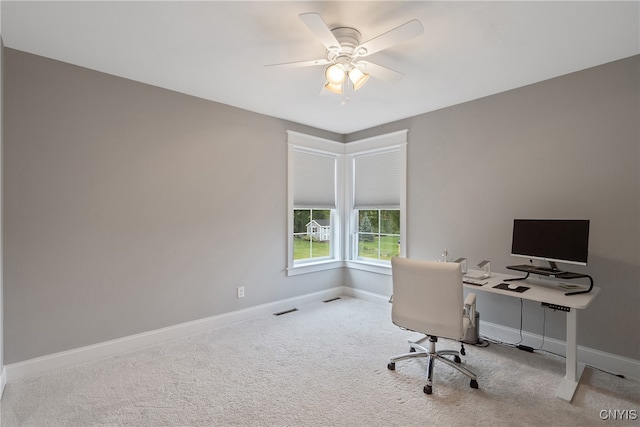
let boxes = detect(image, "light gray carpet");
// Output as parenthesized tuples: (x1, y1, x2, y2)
(1, 296, 638, 426)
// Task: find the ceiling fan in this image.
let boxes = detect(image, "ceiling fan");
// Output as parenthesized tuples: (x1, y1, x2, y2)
(265, 13, 424, 95)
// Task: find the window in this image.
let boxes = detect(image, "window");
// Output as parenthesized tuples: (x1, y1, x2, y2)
(286, 129, 406, 275)
(347, 131, 407, 271)
(287, 131, 343, 275)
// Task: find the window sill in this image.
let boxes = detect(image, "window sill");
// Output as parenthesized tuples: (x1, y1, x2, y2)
(345, 260, 392, 275)
(287, 260, 344, 276)
(287, 259, 393, 276)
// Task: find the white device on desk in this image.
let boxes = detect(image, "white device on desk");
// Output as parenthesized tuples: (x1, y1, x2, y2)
(477, 260, 491, 277)
(463, 277, 487, 286)
(463, 260, 491, 282)
(454, 257, 468, 274)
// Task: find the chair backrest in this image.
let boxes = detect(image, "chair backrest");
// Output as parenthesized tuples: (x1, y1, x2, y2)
(391, 257, 464, 340)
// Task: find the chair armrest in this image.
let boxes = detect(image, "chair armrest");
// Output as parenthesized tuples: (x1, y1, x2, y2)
(464, 293, 476, 307)
(464, 293, 477, 327)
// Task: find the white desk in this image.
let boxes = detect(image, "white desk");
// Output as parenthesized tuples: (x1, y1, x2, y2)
(463, 270, 600, 402)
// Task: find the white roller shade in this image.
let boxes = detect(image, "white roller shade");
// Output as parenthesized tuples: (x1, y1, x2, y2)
(293, 149, 336, 208)
(354, 149, 401, 209)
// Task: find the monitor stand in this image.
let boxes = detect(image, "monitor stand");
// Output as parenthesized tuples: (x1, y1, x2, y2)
(503, 272, 530, 282)
(533, 261, 566, 274)
(505, 262, 594, 296)
(505, 261, 562, 280)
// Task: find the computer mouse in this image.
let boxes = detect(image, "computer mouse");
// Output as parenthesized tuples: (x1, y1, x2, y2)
(507, 283, 521, 290)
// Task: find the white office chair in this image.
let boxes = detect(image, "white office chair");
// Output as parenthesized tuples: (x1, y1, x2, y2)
(387, 257, 479, 395)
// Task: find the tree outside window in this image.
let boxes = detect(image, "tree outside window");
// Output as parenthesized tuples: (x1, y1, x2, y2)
(357, 209, 400, 261)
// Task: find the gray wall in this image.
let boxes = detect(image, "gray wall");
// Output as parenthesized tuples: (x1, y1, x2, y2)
(4, 48, 639, 364)
(347, 55, 640, 360)
(3, 49, 343, 363)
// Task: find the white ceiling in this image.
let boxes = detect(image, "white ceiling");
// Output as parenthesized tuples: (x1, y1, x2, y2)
(2, 1, 639, 134)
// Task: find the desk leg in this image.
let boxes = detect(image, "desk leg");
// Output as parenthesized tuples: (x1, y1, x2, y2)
(555, 308, 586, 401)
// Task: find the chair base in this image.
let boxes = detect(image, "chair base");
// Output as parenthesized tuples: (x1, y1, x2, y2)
(387, 335, 478, 394)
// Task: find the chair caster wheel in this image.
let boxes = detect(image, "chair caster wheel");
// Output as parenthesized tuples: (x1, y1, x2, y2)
(387, 362, 395, 370)
(423, 385, 432, 394)
(470, 379, 478, 389)
(454, 355, 461, 363)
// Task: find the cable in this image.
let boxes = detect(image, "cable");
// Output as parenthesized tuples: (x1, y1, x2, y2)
(516, 298, 524, 345)
(478, 298, 526, 349)
(473, 338, 490, 348)
(585, 364, 627, 379)
(534, 304, 547, 351)
(479, 334, 517, 348)
(507, 298, 526, 347)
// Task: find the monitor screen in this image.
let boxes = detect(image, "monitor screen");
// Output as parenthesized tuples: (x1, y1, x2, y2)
(511, 219, 590, 266)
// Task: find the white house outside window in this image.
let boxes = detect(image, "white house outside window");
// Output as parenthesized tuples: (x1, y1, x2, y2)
(293, 209, 332, 261)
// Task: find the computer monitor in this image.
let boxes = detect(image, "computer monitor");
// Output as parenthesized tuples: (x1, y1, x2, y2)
(511, 219, 590, 270)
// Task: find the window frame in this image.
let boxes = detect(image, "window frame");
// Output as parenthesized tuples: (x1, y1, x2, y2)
(287, 131, 344, 276)
(345, 131, 407, 275)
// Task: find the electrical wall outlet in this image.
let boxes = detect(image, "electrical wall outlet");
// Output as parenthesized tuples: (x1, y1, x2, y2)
(237, 286, 245, 298)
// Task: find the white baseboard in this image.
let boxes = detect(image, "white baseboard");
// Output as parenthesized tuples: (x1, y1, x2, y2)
(4, 286, 639, 384)
(342, 287, 391, 305)
(5, 286, 345, 383)
(1, 366, 6, 397)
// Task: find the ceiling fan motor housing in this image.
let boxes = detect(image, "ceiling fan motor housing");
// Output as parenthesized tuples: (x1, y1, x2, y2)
(328, 27, 365, 60)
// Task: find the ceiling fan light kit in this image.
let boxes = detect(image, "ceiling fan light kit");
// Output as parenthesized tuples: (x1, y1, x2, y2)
(325, 63, 347, 85)
(324, 62, 369, 93)
(348, 67, 369, 90)
(265, 12, 424, 98)
(324, 81, 344, 95)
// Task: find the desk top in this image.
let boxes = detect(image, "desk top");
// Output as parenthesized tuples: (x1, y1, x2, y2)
(463, 270, 600, 309)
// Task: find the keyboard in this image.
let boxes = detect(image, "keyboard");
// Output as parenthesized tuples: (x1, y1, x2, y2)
(463, 277, 487, 286)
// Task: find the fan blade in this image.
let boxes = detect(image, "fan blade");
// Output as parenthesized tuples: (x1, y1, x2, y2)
(264, 58, 330, 69)
(355, 19, 424, 57)
(299, 12, 341, 52)
(355, 61, 404, 82)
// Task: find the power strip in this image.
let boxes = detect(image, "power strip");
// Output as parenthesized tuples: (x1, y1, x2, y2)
(541, 302, 570, 312)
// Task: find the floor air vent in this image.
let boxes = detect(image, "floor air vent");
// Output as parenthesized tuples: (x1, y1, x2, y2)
(323, 297, 342, 303)
(273, 308, 298, 316)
